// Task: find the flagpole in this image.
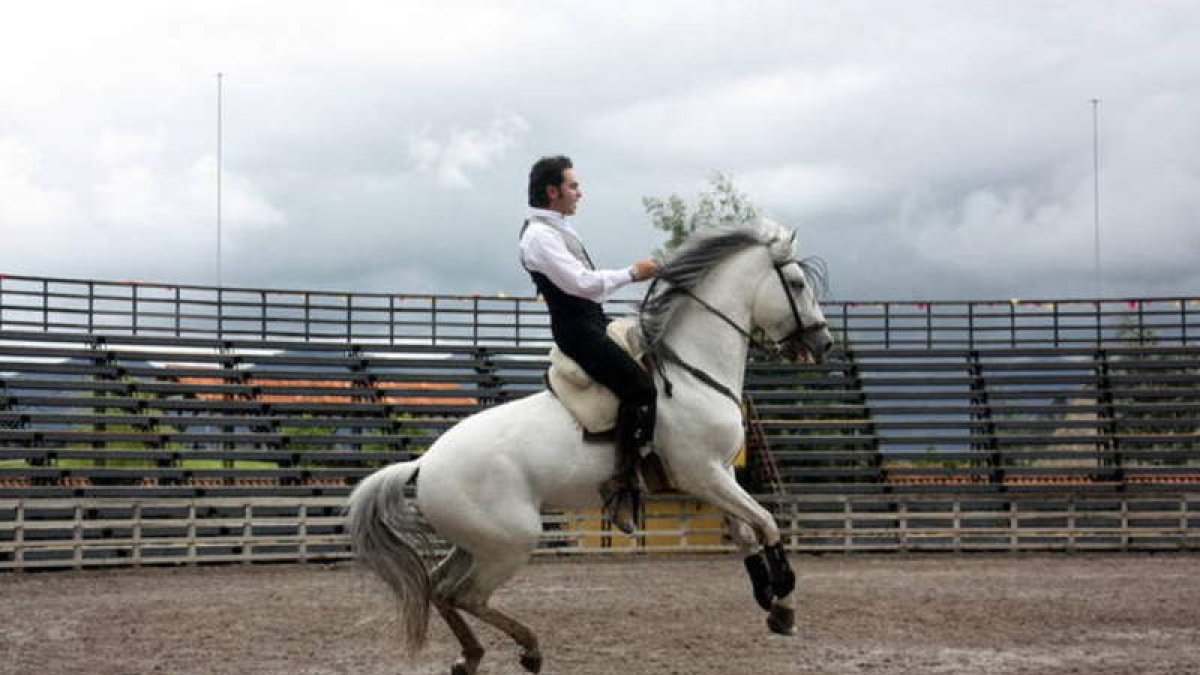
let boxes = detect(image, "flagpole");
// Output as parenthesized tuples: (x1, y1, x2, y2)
(1091, 98, 1100, 297)
(217, 72, 224, 288)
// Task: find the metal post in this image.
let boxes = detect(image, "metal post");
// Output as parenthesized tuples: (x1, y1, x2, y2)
(216, 72, 224, 288)
(514, 298, 521, 345)
(431, 297, 438, 345)
(967, 302, 975, 349)
(1052, 302, 1060, 347)
(841, 303, 850, 349)
(1010, 302, 1016, 348)
(1182, 298, 1189, 346)
(304, 292, 311, 342)
(389, 295, 396, 346)
(1091, 98, 1101, 296)
(925, 302, 933, 349)
(1137, 301, 1145, 344)
(883, 303, 890, 349)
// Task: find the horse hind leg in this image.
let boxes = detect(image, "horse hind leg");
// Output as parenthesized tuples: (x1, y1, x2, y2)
(421, 469, 543, 672)
(431, 544, 542, 673)
(431, 548, 485, 674)
(430, 547, 542, 673)
(446, 552, 542, 673)
(433, 600, 484, 675)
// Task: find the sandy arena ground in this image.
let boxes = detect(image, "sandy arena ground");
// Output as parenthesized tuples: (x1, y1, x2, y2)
(1, 554, 1198, 674)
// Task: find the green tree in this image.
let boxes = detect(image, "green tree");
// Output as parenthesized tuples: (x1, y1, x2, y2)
(643, 172, 760, 253)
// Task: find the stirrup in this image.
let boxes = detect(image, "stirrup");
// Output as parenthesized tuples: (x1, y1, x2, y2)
(599, 480, 640, 535)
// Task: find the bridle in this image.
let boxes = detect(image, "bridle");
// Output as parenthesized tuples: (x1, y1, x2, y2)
(640, 247, 827, 405)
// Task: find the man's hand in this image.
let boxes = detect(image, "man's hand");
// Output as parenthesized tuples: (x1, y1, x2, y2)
(630, 258, 661, 282)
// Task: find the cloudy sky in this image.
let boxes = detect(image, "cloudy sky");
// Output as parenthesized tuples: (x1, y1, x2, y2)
(2, 1, 1197, 302)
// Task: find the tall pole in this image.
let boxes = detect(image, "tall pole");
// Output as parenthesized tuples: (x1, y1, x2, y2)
(217, 72, 224, 288)
(1091, 98, 1100, 297)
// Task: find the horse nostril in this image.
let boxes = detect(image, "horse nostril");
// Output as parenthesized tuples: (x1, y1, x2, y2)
(821, 338, 834, 354)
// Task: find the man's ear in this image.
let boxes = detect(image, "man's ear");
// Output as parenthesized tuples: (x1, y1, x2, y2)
(545, 184, 560, 203)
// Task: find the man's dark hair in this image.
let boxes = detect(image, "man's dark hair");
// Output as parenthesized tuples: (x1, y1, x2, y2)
(528, 155, 573, 208)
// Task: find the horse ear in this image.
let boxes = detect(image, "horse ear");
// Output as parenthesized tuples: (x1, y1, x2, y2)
(783, 230, 798, 258)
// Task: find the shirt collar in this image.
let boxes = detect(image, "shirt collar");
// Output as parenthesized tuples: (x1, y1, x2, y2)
(529, 207, 569, 228)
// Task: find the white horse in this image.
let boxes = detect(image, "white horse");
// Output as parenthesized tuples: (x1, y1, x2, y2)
(348, 219, 833, 674)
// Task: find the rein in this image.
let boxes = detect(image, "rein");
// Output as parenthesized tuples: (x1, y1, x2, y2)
(639, 247, 820, 406)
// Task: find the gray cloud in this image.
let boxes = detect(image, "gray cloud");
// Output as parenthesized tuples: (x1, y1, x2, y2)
(2, 1, 1198, 303)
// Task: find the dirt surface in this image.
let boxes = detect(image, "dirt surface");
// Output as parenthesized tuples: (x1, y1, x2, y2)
(2, 554, 1198, 675)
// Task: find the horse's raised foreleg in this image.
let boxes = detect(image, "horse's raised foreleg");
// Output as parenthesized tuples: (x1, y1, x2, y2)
(725, 513, 776, 611)
(696, 467, 798, 635)
(723, 513, 759, 552)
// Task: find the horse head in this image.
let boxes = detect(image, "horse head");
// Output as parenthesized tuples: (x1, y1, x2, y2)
(751, 223, 834, 364)
(641, 219, 834, 367)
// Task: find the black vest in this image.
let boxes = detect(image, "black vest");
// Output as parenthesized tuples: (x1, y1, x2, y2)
(520, 219, 608, 341)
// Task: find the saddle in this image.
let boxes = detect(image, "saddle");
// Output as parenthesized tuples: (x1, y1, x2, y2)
(546, 317, 673, 493)
(546, 317, 645, 435)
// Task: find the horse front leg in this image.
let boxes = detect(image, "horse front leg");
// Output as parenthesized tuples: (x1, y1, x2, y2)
(698, 469, 798, 635)
(723, 513, 775, 612)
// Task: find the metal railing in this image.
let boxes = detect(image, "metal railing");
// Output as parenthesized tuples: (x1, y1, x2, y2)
(2, 273, 1197, 347)
(1, 273, 1198, 568)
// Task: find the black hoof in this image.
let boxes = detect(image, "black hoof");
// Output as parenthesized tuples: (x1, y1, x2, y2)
(766, 604, 797, 636)
(451, 657, 477, 675)
(520, 650, 543, 673)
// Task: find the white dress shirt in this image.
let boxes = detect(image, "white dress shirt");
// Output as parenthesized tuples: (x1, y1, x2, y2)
(519, 208, 635, 303)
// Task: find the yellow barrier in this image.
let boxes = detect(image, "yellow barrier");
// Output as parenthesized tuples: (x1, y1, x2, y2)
(557, 498, 727, 551)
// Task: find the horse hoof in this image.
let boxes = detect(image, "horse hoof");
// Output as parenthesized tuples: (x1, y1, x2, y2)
(766, 604, 797, 636)
(519, 650, 543, 673)
(451, 659, 475, 675)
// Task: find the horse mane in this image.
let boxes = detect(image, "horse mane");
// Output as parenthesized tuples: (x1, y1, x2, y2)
(640, 219, 818, 355)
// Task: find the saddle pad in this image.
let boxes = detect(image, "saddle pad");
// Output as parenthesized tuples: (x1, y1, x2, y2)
(547, 317, 645, 434)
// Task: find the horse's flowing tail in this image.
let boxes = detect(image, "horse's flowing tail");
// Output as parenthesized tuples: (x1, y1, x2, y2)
(346, 459, 432, 651)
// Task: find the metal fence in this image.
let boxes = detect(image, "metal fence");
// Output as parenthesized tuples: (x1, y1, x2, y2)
(2, 273, 1197, 348)
(1, 273, 1198, 568)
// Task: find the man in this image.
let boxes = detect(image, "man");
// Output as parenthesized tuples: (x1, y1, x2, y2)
(519, 155, 659, 534)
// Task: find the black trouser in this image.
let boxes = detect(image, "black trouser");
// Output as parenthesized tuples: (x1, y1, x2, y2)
(555, 322, 656, 457)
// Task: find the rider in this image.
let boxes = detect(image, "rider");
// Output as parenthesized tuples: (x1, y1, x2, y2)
(519, 155, 660, 534)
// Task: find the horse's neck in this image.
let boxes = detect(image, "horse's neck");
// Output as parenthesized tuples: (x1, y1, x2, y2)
(661, 266, 756, 397)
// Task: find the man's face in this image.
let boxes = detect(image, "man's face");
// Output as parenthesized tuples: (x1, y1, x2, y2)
(547, 168, 582, 216)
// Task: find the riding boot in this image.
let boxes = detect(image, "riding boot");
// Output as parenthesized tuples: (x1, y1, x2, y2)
(599, 401, 654, 535)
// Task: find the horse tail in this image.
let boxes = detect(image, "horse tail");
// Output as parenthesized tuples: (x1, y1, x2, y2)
(346, 458, 432, 651)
